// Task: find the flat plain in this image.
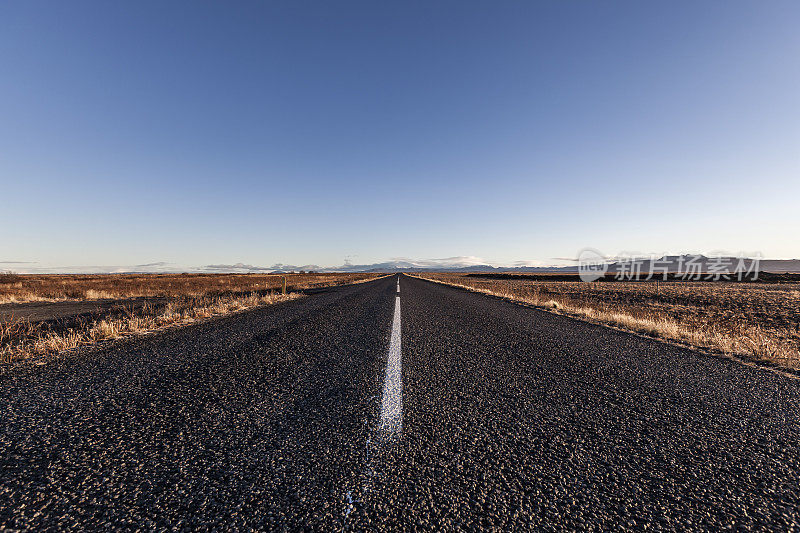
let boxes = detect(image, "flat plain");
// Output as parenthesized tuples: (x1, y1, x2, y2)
(415, 272, 800, 370)
(0, 272, 382, 362)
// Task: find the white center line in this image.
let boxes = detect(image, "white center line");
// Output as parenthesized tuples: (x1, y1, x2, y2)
(380, 281, 402, 436)
(341, 278, 404, 525)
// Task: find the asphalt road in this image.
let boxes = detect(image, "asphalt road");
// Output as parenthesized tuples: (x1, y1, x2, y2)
(1, 274, 798, 530)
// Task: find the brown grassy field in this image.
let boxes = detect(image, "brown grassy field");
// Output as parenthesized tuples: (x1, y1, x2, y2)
(414, 272, 800, 370)
(0, 272, 384, 363)
(0, 272, 380, 304)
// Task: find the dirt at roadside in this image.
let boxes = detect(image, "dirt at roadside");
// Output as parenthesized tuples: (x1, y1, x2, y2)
(0, 298, 167, 324)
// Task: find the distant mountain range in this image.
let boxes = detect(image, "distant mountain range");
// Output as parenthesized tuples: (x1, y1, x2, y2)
(8, 256, 800, 275)
(266, 256, 800, 274)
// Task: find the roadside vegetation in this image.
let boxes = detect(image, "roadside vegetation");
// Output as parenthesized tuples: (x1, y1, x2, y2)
(413, 273, 800, 370)
(0, 272, 379, 304)
(0, 273, 383, 363)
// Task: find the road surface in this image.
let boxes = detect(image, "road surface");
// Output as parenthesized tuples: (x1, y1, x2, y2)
(1, 275, 798, 530)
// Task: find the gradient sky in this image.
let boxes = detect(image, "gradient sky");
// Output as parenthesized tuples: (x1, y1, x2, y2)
(1, 1, 798, 271)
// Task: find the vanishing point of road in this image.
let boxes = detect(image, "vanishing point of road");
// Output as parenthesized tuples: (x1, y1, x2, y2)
(1, 275, 798, 530)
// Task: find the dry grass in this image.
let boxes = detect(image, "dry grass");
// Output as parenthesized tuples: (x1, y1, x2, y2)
(0, 273, 385, 363)
(0, 292, 301, 363)
(413, 273, 800, 370)
(0, 272, 381, 304)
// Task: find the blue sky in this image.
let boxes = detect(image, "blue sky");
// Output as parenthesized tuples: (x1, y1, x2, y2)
(1, 1, 798, 272)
